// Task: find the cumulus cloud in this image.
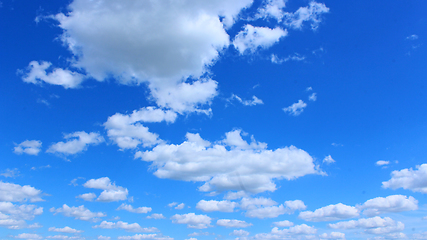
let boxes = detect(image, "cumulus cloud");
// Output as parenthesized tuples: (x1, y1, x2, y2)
(135, 130, 321, 194)
(230, 229, 250, 236)
(170, 213, 212, 229)
(217, 219, 252, 228)
(13, 140, 42, 156)
(20, 61, 84, 89)
(323, 155, 335, 164)
(0, 181, 43, 202)
(117, 204, 152, 214)
(76, 193, 96, 201)
(93, 221, 158, 232)
(0, 202, 43, 229)
(98, 236, 110, 240)
(242, 198, 306, 219)
(104, 107, 176, 149)
(254, 224, 317, 239)
(230, 94, 264, 106)
(196, 200, 238, 212)
(48, 227, 83, 233)
(233, 25, 287, 54)
(328, 216, 404, 235)
(13, 233, 43, 240)
(283, 100, 307, 116)
(308, 93, 317, 101)
(382, 163, 427, 193)
(47, 131, 104, 155)
(299, 203, 359, 222)
(257, 0, 287, 20)
(360, 195, 418, 216)
(82, 177, 128, 202)
(50, 204, 105, 222)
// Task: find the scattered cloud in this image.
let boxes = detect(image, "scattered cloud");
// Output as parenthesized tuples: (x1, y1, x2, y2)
(170, 213, 212, 229)
(136, 130, 322, 194)
(283, 100, 307, 116)
(319, 232, 345, 239)
(1, 168, 20, 178)
(0, 202, 43, 229)
(360, 195, 418, 216)
(14, 140, 42, 156)
(216, 219, 252, 228)
(230, 229, 250, 236)
(93, 221, 158, 232)
(117, 203, 152, 214)
(253, 224, 317, 239)
(328, 216, 404, 235)
(76, 193, 96, 202)
(146, 214, 165, 220)
(273, 220, 294, 227)
(229, 94, 264, 106)
(299, 203, 359, 222)
(323, 155, 335, 164)
(376, 160, 390, 166)
(196, 200, 238, 212)
(175, 203, 185, 210)
(98, 236, 110, 240)
(271, 53, 305, 64)
(82, 177, 128, 202)
(0, 181, 43, 202)
(407, 34, 419, 40)
(50, 204, 106, 222)
(118, 234, 173, 240)
(13, 233, 43, 240)
(48, 226, 83, 233)
(382, 163, 427, 193)
(282, 2, 330, 30)
(242, 198, 306, 219)
(308, 93, 317, 101)
(233, 25, 287, 54)
(47, 131, 104, 155)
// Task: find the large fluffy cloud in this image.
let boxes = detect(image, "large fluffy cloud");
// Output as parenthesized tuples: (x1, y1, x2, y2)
(135, 130, 322, 194)
(328, 216, 405, 235)
(0, 182, 43, 203)
(382, 163, 427, 193)
(360, 195, 418, 216)
(0, 202, 43, 229)
(299, 203, 359, 222)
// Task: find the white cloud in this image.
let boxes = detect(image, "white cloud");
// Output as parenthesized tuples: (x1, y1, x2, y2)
(306, 87, 313, 91)
(76, 193, 96, 201)
(1, 168, 20, 178)
(270, 53, 305, 64)
(376, 160, 390, 166)
(196, 200, 238, 212)
(283, 100, 307, 116)
(319, 232, 345, 239)
(14, 140, 42, 156)
(135, 130, 321, 194)
(20, 61, 84, 89)
(217, 219, 252, 228)
(257, 0, 287, 20)
(170, 213, 212, 229)
(47, 131, 104, 155)
(0, 202, 43, 229)
(242, 198, 306, 219)
(230, 94, 264, 106)
(328, 216, 404, 235)
(323, 155, 335, 164)
(50, 204, 106, 222)
(104, 107, 176, 149)
(175, 203, 185, 210)
(94, 221, 158, 232)
(233, 25, 287, 54)
(14, 233, 43, 240)
(282, 1, 330, 30)
(98, 236, 110, 240)
(360, 195, 418, 216)
(299, 203, 359, 222)
(382, 163, 427, 193)
(82, 177, 128, 202)
(117, 204, 152, 214)
(48, 226, 83, 233)
(146, 214, 165, 220)
(309, 93, 317, 101)
(230, 229, 250, 236)
(273, 220, 294, 227)
(46, 236, 85, 240)
(254, 224, 317, 239)
(118, 234, 173, 240)
(0, 181, 43, 202)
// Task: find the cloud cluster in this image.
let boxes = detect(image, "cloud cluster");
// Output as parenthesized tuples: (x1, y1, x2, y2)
(80, 177, 129, 202)
(196, 200, 238, 212)
(0, 182, 43, 203)
(47, 131, 104, 155)
(170, 213, 212, 229)
(136, 130, 321, 194)
(0, 202, 43, 229)
(328, 216, 404, 235)
(93, 221, 158, 232)
(117, 204, 152, 214)
(50, 204, 105, 222)
(241, 197, 306, 219)
(382, 163, 427, 193)
(48, 226, 83, 233)
(14, 140, 42, 156)
(299, 203, 359, 222)
(216, 219, 252, 228)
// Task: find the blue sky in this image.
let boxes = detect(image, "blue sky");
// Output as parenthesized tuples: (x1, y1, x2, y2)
(1, 0, 427, 239)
